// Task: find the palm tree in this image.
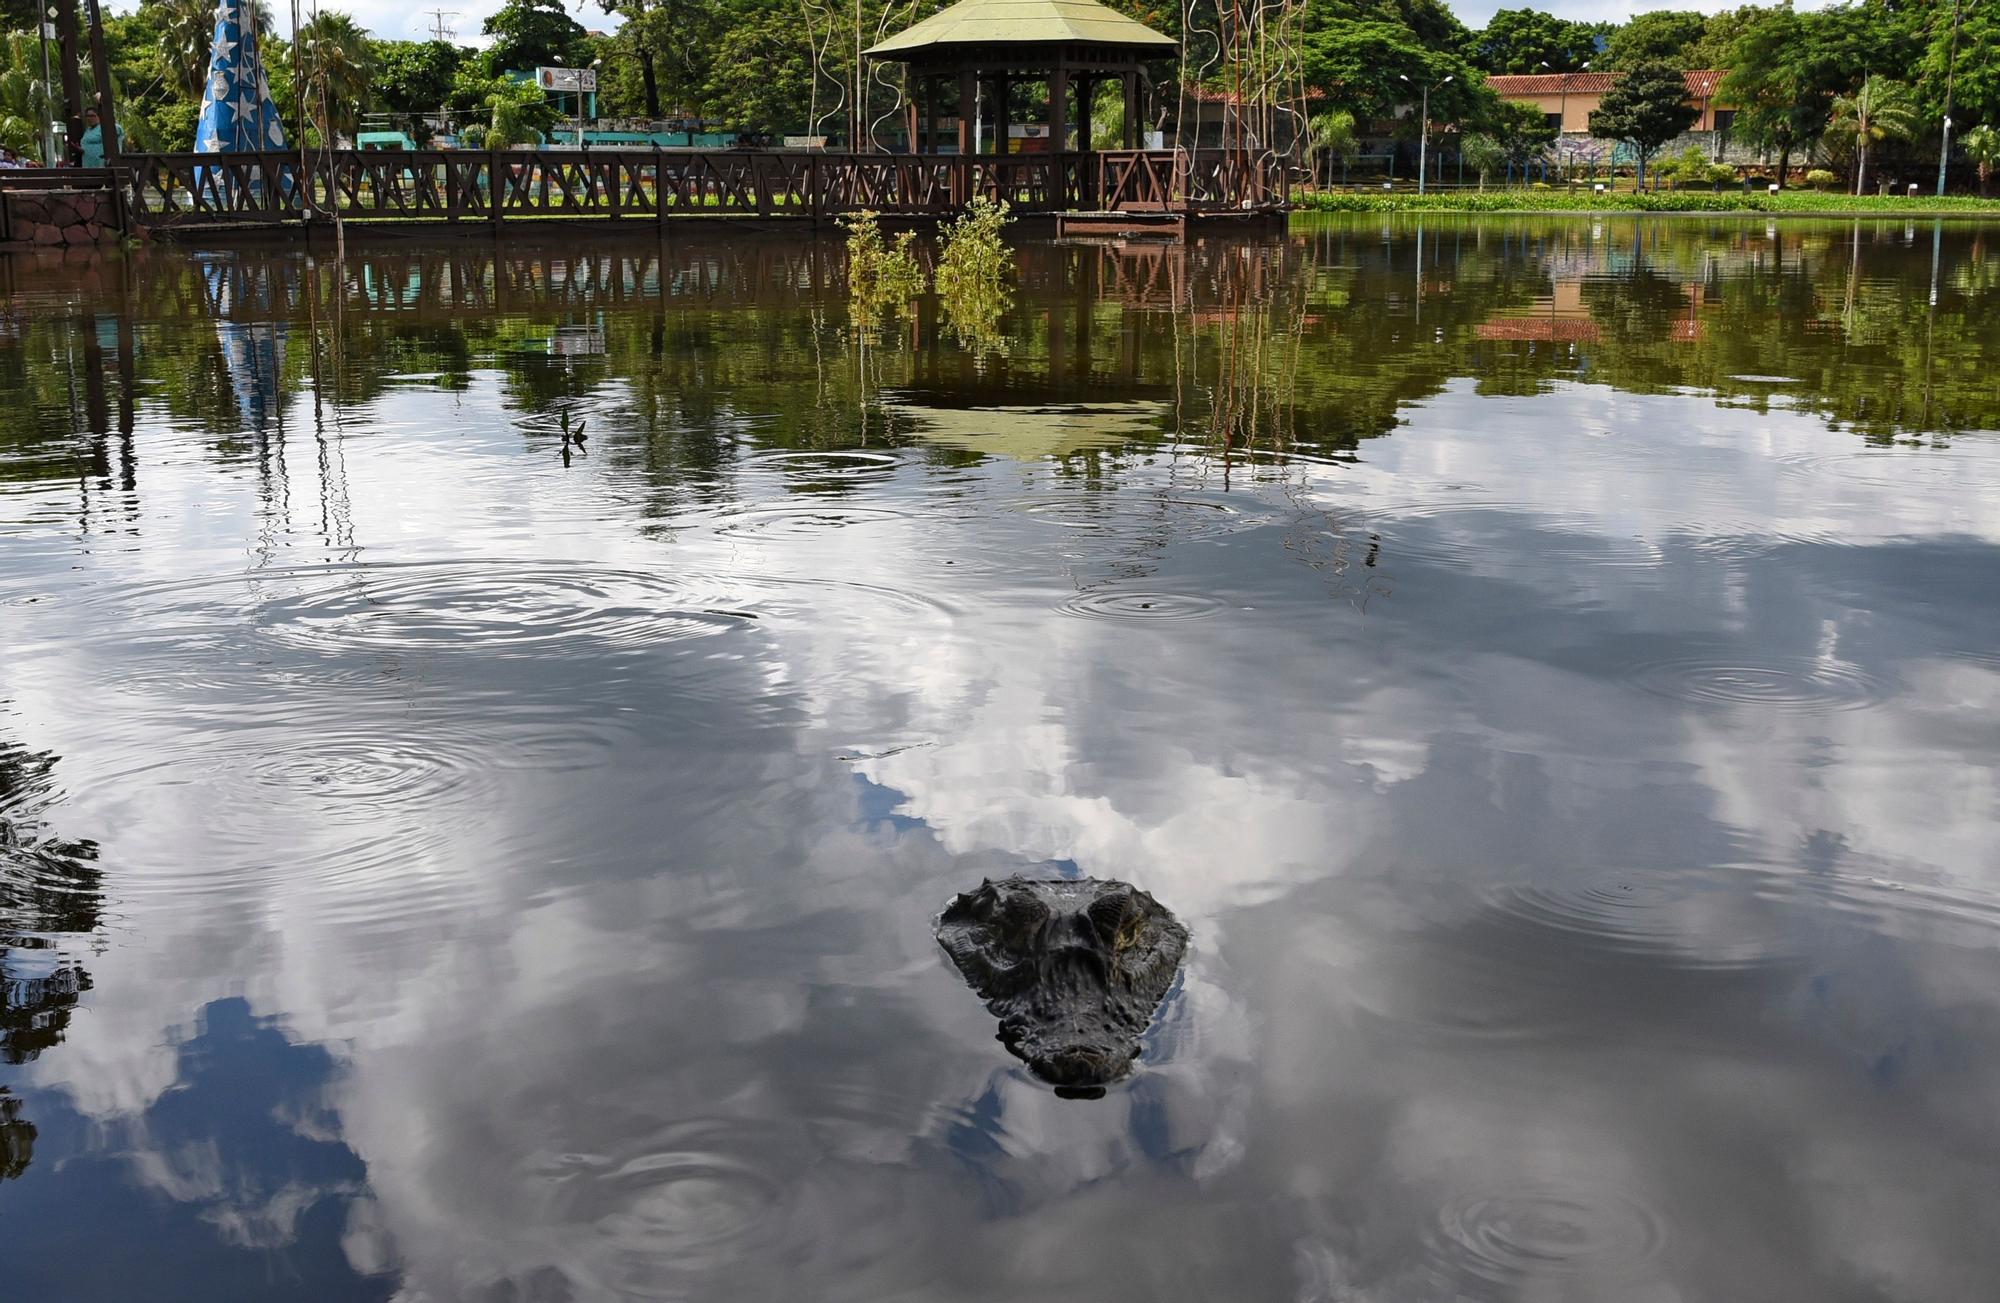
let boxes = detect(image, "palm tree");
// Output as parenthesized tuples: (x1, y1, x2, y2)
(296, 11, 374, 145)
(1829, 75, 1919, 197)
(1962, 125, 2000, 198)
(0, 34, 58, 160)
(1307, 109, 1357, 188)
(149, 0, 218, 100)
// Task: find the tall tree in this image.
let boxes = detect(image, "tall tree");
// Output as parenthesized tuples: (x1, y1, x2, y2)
(369, 39, 469, 124)
(482, 0, 587, 77)
(1485, 96, 1558, 170)
(1300, 18, 1486, 128)
(596, 0, 662, 118)
(1590, 60, 1698, 187)
(1918, 0, 1998, 137)
(1828, 75, 1919, 195)
(1719, 6, 1821, 186)
(296, 11, 374, 144)
(1469, 7, 1599, 75)
(1602, 9, 1705, 70)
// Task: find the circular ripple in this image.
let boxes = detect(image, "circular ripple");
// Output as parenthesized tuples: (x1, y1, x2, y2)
(1626, 655, 1890, 713)
(257, 564, 756, 658)
(1057, 588, 1222, 622)
(1475, 867, 1797, 971)
(742, 448, 902, 484)
(1429, 1185, 1668, 1287)
(543, 1119, 795, 1299)
(699, 502, 913, 540)
(233, 721, 505, 809)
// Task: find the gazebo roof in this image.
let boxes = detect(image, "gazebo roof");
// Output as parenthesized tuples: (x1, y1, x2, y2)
(865, 0, 1177, 58)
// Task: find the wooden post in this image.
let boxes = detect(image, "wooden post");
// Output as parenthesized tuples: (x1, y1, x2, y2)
(82, 0, 119, 166)
(53, 0, 85, 163)
(922, 76, 936, 155)
(906, 98, 918, 155)
(1122, 72, 1139, 149)
(489, 147, 504, 234)
(1047, 68, 1068, 152)
(958, 68, 976, 156)
(657, 144, 670, 233)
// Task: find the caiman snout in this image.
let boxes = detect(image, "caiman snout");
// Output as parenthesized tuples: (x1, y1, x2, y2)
(937, 876, 1188, 1093)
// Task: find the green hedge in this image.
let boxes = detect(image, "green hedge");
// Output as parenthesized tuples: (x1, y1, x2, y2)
(1297, 189, 2000, 216)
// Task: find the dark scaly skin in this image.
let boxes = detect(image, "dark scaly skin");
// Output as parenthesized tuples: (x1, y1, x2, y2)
(936, 876, 1188, 1094)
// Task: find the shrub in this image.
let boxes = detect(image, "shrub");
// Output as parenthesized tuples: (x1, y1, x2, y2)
(841, 210, 926, 321)
(1806, 168, 1839, 191)
(934, 197, 1014, 348)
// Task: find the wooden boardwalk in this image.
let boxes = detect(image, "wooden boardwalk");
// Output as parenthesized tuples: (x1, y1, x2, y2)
(113, 148, 1288, 232)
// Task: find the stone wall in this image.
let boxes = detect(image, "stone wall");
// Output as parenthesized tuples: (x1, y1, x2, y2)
(1, 186, 123, 248)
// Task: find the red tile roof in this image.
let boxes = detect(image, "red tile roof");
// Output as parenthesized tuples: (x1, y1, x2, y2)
(1487, 70, 1726, 99)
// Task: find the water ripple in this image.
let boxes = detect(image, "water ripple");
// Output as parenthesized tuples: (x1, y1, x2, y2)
(256, 563, 756, 658)
(1057, 588, 1222, 622)
(1625, 654, 1891, 713)
(1473, 866, 1799, 972)
(541, 1118, 796, 1299)
(1426, 1184, 1668, 1288)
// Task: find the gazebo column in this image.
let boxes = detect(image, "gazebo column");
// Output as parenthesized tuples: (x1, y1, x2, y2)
(922, 75, 937, 153)
(1076, 74, 1093, 152)
(996, 74, 1011, 154)
(1047, 67, 1068, 152)
(957, 68, 976, 155)
(1122, 71, 1139, 148)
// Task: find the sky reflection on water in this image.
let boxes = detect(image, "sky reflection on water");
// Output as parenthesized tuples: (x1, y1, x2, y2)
(2, 218, 1999, 1301)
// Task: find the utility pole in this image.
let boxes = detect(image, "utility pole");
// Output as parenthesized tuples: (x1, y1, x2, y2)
(52, 0, 83, 163)
(1935, 0, 1962, 198)
(424, 8, 457, 40)
(38, 5, 56, 164)
(1399, 72, 1452, 196)
(82, 0, 118, 167)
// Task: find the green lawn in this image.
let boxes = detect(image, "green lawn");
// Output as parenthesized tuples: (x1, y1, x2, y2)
(1296, 189, 2000, 218)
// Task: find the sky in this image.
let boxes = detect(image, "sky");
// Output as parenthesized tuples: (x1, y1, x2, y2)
(115, 0, 1846, 48)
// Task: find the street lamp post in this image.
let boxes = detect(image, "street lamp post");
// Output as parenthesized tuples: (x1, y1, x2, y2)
(1539, 60, 1589, 183)
(39, 6, 56, 165)
(1936, 0, 1962, 197)
(1400, 72, 1452, 195)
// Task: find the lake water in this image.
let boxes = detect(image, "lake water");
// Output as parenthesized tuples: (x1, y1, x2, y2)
(3, 216, 1999, 1301)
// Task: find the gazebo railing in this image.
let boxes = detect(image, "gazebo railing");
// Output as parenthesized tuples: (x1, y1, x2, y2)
(120, 148, 1285, 227)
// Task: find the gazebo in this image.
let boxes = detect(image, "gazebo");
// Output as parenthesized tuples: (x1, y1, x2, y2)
(864, 0, 1177, 155)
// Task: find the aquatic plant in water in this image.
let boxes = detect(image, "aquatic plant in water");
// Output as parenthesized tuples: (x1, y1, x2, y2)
(841, 211, 926, 324)
(933, 197, 1013, 351)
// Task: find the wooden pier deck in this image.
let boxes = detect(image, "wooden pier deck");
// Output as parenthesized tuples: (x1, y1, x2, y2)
(101, 147, 1287, 236)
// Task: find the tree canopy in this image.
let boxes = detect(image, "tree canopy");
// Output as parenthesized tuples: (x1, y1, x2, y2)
(1591, 59, 1700, 183)
(1601, 9, 1706, 71)
(1467, 7, 1602, 74)
(483, 0, 587, 77)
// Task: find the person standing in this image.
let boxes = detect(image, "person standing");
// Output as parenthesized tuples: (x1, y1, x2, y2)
(79, 107, 123, 168)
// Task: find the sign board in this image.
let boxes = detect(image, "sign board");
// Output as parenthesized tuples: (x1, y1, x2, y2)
(783, 136, 828, 150)
(536, 67, 598, 94)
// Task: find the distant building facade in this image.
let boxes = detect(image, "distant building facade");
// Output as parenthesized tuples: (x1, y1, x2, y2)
(1486, 70, 1756, 165)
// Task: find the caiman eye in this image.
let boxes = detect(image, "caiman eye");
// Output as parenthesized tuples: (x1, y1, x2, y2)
(994, 895, 1049, 950)
(1087, 887, 1139, 946)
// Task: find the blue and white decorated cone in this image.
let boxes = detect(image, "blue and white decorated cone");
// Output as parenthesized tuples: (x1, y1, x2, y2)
(195, 1, 287, 155)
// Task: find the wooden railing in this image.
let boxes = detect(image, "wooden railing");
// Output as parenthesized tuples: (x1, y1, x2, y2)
(119, 149, 1288, 228)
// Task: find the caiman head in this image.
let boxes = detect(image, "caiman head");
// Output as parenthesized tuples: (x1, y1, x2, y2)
(936, 876, 1188, 1094)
